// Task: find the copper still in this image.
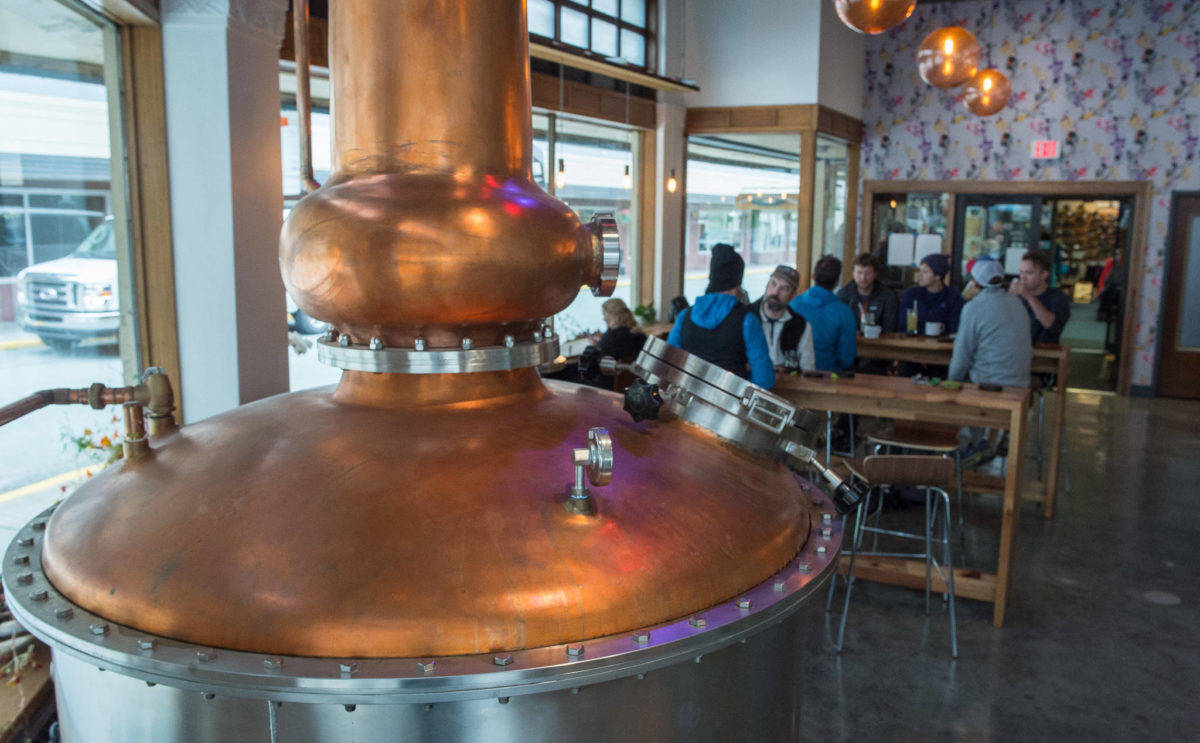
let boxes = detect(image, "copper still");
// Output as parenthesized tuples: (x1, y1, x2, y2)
(3, 2, 843, 741)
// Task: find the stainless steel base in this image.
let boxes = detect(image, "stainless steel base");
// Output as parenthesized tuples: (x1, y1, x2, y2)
(53, 612, 804, 743)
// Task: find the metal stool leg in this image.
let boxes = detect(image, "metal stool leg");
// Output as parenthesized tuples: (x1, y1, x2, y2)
(924, 488, 933, 615)
(939, 487, 959, 658)
(835, 500, 864, 652)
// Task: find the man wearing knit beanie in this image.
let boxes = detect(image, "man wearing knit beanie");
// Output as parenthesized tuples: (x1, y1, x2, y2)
(668, 244, 775, 388)
(899, 251, 965, 335)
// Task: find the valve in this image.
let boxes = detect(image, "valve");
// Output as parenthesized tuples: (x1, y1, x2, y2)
(566, 427, 613, 516)
(622, 379, 663, 422)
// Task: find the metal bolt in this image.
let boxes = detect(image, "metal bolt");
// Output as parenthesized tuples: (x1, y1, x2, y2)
(319, 329, 336, 343)
(773, 580, 786, 592)
(461, 338, 473, 350)
(532, 330, 542, 342)
(89, 623, 108, 636)
(16, 573, 32, 585)
(694, 656, 703, 664)
(504, 335, 515, 348)
(414, 338, 426, 351)
(17, 537, 32, 546)
(424, 704, 434, 711)
(797, 563, 812, 574)
(737, 599, 753, 610)
(689, 616, 707, 629)
(196, 650, 215, 662)
(138, 639, 155, 650)
(337, 334, 351, 347)
(821, 527, 832, 538)
(203, 692, 215, 701)
(811, 497, 823, 507)
(566, 644, 584, 657)
(263, 658, 282, 670)
(32, 521, 45, 531)
(822, 512, 832, 522)
(28, 590, 47, 602)
(417, 660, 435, 673)
(632, 631, 650, 645)
(493, 654, 513, 666)
(55, 608, 74, 620)
(817, 545, 827, 554)
(340, 661, 358, 675)
(369, 337, 384, 350)
(344, 705, 356, 712)
(571, 687, 580, 694)
(636, 673, 645, 680)
(13, 555, 28, 565)
(146, 682, 156, 687)
(498, 697, 510, 704)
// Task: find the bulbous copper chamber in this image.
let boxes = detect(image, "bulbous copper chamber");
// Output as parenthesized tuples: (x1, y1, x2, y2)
(37, 0, 815, 662)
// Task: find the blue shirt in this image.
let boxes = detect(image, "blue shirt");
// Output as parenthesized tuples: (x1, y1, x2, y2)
(788, 286, 857, 372)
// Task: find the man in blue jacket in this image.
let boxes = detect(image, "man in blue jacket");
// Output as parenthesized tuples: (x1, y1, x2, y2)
(789, 255, 857, 371)
(668, 243, 775, 389)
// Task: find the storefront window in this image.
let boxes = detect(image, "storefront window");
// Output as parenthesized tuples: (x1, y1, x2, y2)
(527, 0, 652, 70)
(812, 135, 848, 269)
(0, 0, 139, 496)
(543, 113, 639, 339)
(684, 134, 801, 303)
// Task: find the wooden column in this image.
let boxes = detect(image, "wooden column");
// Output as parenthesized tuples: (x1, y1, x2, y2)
(843, 141, 861, 267)
(637, 128, 658, 313)
(797, 128, 818, 288)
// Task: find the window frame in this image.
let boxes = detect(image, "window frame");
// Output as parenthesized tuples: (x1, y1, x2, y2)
(528, 0, 655, 72)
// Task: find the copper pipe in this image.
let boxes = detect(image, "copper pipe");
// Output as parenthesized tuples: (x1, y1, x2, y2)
(292, 0, 319, 193)
(280, 0, 601, 350)
(0, 369, 175, 433)
(121, 401, 150, 461)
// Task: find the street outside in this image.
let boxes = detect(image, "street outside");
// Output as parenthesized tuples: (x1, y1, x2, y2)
(0, 322, 123, 497)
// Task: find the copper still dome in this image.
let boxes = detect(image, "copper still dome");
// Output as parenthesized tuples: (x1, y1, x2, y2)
(36, 0, 813, 661)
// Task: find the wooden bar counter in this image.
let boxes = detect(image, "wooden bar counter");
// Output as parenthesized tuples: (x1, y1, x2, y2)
(773, 372, 1030, 627)
(857, 333, 1070, 518)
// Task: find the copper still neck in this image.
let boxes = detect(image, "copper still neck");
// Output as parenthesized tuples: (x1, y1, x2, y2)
(280, 0, 616, 357)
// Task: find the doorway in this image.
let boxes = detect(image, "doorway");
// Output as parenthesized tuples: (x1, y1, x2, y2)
(953, 194, 1134, 393)
(1158, 193, 1200, 399)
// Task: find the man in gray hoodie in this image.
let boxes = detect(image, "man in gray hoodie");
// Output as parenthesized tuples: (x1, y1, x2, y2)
(949, 259, 1031, 462)
(949, 259, 1032, 387)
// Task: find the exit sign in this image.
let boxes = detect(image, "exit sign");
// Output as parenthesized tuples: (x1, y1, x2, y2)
(1031, 140, 1060, 159)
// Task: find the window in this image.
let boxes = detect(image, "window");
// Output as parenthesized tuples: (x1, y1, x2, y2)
(538, 112, 639, 340)
(279, 66, 340, 391)
(812, 135, 849, 269)
(527, 1, 653, 71)
(684, 134, 802, 302)
(0, 0, 140, 496)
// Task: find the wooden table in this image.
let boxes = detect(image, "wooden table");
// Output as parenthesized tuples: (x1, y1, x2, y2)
(774, 372, 1030, 627)
(857, 334, 1069, 518)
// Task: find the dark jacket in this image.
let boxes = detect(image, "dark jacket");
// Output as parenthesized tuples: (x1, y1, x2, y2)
(1023, 287, 1071, 344)
(900, 285, 965, 334)
(836, 281, 900, 332)
(788, 286, 857, 372)
(598, 325, 647, 359)
(668, 293, 775, 388)
(747, 298, 808, 361)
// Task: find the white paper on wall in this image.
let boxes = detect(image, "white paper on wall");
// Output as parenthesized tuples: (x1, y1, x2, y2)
(913, 234, 943, 265)
(886, 233, 915, 266)
(1004, 248, 1025, 274)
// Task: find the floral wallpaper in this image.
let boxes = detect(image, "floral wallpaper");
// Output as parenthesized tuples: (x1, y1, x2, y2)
(860, 0, 1200, 387)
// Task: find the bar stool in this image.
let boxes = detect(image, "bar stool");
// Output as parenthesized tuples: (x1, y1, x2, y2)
(826, 455, 959, 657)
(866, 421, 964, 528)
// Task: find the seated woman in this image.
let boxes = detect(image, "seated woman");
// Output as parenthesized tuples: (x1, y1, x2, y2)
(591, 298, 647, 360)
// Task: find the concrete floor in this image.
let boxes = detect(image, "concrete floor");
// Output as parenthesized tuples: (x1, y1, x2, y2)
(801, 392, 1200, 741)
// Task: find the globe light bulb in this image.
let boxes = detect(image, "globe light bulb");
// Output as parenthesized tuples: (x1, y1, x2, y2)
(917, 27, 982, 89)
(964, 69, 1012, 116)
(834, 0, 916, 35)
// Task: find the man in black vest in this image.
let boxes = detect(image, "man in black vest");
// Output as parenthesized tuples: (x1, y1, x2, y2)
(667, 243, 775, 388)
(747, 264, 814, 371)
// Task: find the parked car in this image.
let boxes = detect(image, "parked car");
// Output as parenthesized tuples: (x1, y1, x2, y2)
(15, 216, 327, 355)
(15, 216, 119, 353)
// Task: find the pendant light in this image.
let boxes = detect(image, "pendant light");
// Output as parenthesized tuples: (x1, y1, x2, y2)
(963, 68, 1011, 116)
(917, 27, 981, 88)
(666, 169, 678, 194)
(834, 0, 917, 35)
(555, 158, 566, 190)
(623, 164, 632, 190)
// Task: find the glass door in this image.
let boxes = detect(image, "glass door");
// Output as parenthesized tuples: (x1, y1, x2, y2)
(953, 195, 1043, 286)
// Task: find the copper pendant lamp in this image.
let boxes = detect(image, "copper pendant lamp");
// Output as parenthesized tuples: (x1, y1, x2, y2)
(917, 26, 982, 88)
(833, 0, 917, 35)
(963, 68, 1012, 116)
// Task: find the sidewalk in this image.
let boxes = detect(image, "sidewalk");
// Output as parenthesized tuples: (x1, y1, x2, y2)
(0, 322, 41, 351)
